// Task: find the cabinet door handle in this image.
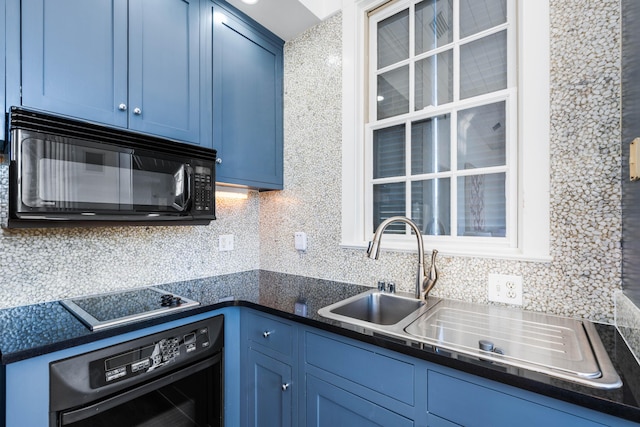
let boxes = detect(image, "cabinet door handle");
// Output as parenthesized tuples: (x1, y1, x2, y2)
(281, 383, 290, 391)
(133, 107, 142, 115)
(118, 103, 127, 111)
(262, 331, 272, 338)
(216, 158, 223, 165)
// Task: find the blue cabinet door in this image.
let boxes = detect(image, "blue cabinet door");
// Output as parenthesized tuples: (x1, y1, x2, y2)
(306, 375, 414, 427)
(0, 0, 5, 145)
(18, 0, 204, 146)
(247, 349, 293, 427)
(20, 0, 128, 127)
(211, 2, 283, 189)
(128, 0, 202, 145)
(427, 370, 609, 427)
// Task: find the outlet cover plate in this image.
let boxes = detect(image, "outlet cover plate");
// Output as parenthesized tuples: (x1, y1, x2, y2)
(488, 273, 523, 305)
(219, 234, 234, 252)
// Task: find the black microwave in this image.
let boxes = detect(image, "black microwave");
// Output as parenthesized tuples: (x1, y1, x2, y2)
(7, 107, 216, 227)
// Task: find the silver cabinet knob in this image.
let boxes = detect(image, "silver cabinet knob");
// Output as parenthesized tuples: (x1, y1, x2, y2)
(262, 331, 271, 338)
(118, 103, 127, 111)
(133, 107, 142, 115)
(281, 383, 290, 391)
(216, 158, 222, 165)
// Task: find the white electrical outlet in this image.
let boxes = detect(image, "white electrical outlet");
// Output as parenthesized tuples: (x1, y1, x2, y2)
(488, 274, 523, 305)
(218, 234, 234, 252)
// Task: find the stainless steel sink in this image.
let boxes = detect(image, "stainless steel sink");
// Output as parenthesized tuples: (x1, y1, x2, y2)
(329, 291, 425, 325)
(318, 291, 622, 389)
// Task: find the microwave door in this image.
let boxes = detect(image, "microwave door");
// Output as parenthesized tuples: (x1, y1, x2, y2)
(30, 138, 133, 211)
(131, 157, 189, 213)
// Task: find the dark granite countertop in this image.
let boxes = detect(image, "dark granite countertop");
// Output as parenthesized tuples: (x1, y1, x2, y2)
(0, 270, 639, 423)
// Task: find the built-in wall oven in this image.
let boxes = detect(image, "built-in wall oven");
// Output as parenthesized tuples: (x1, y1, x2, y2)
(49, 316, 223, 427)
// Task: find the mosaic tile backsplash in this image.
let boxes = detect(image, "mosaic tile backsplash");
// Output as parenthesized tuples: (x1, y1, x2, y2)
(261, 1, 624, 324)
(0, 1, 636, 342)
(0, 160, 260, 307)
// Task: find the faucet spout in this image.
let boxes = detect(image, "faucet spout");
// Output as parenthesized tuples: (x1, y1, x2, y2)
(367, 216, 438, 299)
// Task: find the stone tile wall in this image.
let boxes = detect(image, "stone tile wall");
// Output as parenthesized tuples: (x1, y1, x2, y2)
(0, 161, 260, 308)
(0, 1, 636, 338)
(260, 1, 624, 323)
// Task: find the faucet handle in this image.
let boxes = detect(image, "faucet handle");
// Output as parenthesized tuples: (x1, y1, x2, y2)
(377, 281, 386, 292)
(422, 250, 439, 298)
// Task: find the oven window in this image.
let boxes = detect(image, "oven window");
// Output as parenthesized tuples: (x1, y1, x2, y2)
(61, 363, 220, 427)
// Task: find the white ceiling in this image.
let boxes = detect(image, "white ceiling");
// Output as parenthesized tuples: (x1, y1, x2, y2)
(225, 0, 341, 41)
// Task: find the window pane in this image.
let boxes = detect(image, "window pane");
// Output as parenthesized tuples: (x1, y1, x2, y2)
(415, 50, 453, 109)
(457, 173, 506, 237)
(415, 0, 453, 55)
(374, 182, 406, 233)
(460, 31, 507, 99)
(374, 125, 405, 178)
(411, 115, 450, 174)
(378, 66, 410, 119)
(457, 101, 505, 169)
(411, 178, 450, 235)
(460, 0, 507, 39)
(378, 9, 409, 69)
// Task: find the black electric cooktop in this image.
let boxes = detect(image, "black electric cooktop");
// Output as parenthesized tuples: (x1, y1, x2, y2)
(60, 287, 199, 331)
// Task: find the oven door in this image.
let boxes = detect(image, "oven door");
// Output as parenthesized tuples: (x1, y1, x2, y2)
(50, 316, 224, 427)
(56, 354, 221, 427)
(13, 129, 192, 217)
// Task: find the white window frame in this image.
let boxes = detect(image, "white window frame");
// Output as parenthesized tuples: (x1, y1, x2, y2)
(341, 0, 551, 261)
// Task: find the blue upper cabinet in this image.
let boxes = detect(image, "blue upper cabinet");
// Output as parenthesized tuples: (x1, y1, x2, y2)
(16, 0, 204, 147)
(128, 0, 201, 144)
(208, 1, 284, 190)
(0, 0, 5, 146)
(20, 0, 128, 129)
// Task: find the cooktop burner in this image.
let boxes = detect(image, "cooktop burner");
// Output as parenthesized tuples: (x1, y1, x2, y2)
(60, 287, 199, 331)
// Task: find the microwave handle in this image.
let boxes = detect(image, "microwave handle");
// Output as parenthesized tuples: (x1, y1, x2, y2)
(173, 165, 192, 211)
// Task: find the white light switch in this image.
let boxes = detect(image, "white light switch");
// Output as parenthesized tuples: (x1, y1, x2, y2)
(294, 232, 307, 252)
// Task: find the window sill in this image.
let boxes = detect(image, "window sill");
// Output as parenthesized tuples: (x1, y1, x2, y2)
(340, 239, 552, 263)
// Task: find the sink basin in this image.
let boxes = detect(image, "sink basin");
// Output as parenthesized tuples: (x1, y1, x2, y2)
(330, 291, 424, 325)
(318, 291, 622, 389)
(318, 289, 439, 327)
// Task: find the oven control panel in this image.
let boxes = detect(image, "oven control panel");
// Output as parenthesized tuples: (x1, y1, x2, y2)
(89, 323, 212, 389)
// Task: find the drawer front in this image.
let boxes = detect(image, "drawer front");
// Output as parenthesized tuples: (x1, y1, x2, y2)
(306, 375, 414, 427)
(305, 331, 415, 405)
(246, 312, 293, 357)
(427, 371, 605, 427)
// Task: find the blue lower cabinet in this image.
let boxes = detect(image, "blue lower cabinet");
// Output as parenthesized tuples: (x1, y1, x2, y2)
(427, 370, 622, 427)
(247, 349, 293, 427)
(304, 331, 416, 407)
(306, 375, 414, 427)
(427, 414, 461, 427)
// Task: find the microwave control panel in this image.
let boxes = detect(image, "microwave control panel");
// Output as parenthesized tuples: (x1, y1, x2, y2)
(194, 165, 213, 212)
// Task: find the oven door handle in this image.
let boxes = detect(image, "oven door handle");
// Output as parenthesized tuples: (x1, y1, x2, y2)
(60, 354, 220, 426)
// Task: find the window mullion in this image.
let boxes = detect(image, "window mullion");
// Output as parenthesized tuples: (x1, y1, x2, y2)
(368, 16, 378, 123)
(453, 0, 460, 103)
(450, 109, 458, 237)
(405, 120, 412, 226)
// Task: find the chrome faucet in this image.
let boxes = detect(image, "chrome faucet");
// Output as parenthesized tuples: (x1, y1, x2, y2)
(367, 216, 438, 299)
